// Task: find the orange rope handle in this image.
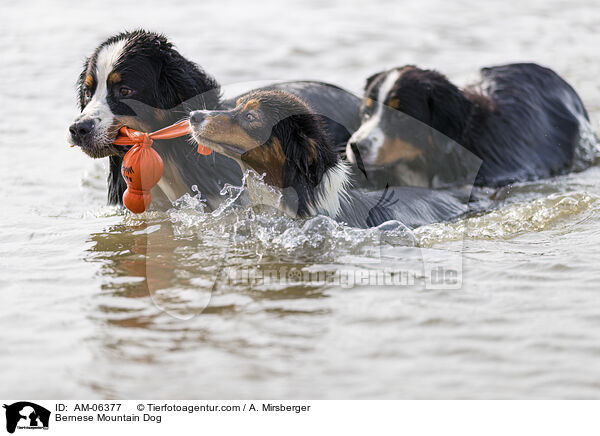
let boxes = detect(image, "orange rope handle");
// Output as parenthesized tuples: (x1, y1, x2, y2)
(113, 119, 212, 155)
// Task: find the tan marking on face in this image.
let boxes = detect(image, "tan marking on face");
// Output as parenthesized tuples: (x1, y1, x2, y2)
(84, 74, 94, 88)
(108, 72, 121, 84)
(201, 114, 260, 153)
(375, 136, 424, 165)
(388, 98, 400, 109)
(365, 98, 374, 108)
(241, 137, 286, 188)
(242, 99, 260, 111)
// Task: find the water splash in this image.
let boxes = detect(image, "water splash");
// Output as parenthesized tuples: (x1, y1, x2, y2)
(416, 191, 598, 246)
(164, 170, 417, 263)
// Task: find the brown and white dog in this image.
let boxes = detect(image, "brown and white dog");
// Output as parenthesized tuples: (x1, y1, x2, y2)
(188, 90, 474, 229)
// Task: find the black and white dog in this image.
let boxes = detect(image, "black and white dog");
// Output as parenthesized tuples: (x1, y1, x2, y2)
(69, 30, 361, 209)
(347, 64, 598, 188)
(188, 90, 473, 229)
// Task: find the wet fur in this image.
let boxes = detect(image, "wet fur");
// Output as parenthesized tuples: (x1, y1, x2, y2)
(242, 92, 341, 217)
(74, 30, 231, 206)
(350, 63, 598, 188)
(190, 91, 476, 228)
(72, 30, 360, 208)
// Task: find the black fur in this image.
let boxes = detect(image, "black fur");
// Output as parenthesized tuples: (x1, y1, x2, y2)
(352, 63, 598, 188)
(77, 30, 219, 114)
(242, 93, 340, 217)
(71, 30, 360, 209)
(190, 91, 477, 228)
(279, 115, 339, 217)
(107, 155, 127, 205)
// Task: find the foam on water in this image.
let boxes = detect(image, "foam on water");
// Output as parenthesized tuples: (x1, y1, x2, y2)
(416, 191, 598, 246)
(160, 171, 417, 264)
(122, 167, 600, 258)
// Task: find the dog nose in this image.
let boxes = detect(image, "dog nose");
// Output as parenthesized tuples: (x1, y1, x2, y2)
(189, 111, 205, 125)
(69, 119, 95, 141)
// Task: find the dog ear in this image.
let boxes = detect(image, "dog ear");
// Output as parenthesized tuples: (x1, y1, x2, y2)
(425, 77, 471, 142)
(277, 114, 337, 187)
(159, 51, 220, 111)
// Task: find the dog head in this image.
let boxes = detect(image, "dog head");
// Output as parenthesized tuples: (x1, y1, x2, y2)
(69, 29, 220, 158)
(189, 90, 346, 217)
(347, 65, 469, 169)
(188, 90, 338, 189)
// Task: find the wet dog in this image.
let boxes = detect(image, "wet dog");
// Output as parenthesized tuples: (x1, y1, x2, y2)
(347, 64, 598, 188)
(189, 90, 473, 228)
(69, 30, 360, 209)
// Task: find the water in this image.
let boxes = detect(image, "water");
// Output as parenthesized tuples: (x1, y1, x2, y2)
(2, 0, 600, 399)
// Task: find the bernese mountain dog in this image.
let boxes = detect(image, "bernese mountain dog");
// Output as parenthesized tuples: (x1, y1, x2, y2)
(346, 64, 598, 188)
(68, 30, 360, 209)
(188, 90, 473, 229)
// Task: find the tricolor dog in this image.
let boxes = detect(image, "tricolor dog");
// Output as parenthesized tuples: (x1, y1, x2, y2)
(347, 64, 598, 188)
(189, 90, 473, 228)
(69, 30, 361, 209)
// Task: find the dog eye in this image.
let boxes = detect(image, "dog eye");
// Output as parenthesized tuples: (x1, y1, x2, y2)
(83, 88, 92, 100)
(119, 86, 133, 97)
(245, 112, 256, 121)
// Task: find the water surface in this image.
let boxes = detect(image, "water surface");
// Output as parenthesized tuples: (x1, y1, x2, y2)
(1, 0, 600, 399)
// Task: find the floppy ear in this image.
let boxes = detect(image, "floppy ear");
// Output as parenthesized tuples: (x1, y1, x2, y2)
(388, 79, 434, 127)
(277, 114, 338, 186)
(426, 78, 471, 142)
(159, 51, 220, 111)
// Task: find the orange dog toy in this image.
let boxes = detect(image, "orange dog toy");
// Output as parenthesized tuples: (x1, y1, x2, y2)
(113, 120, 212, 213)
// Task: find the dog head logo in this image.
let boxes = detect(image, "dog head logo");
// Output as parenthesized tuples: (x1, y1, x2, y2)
(3, 402, 50, 434)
